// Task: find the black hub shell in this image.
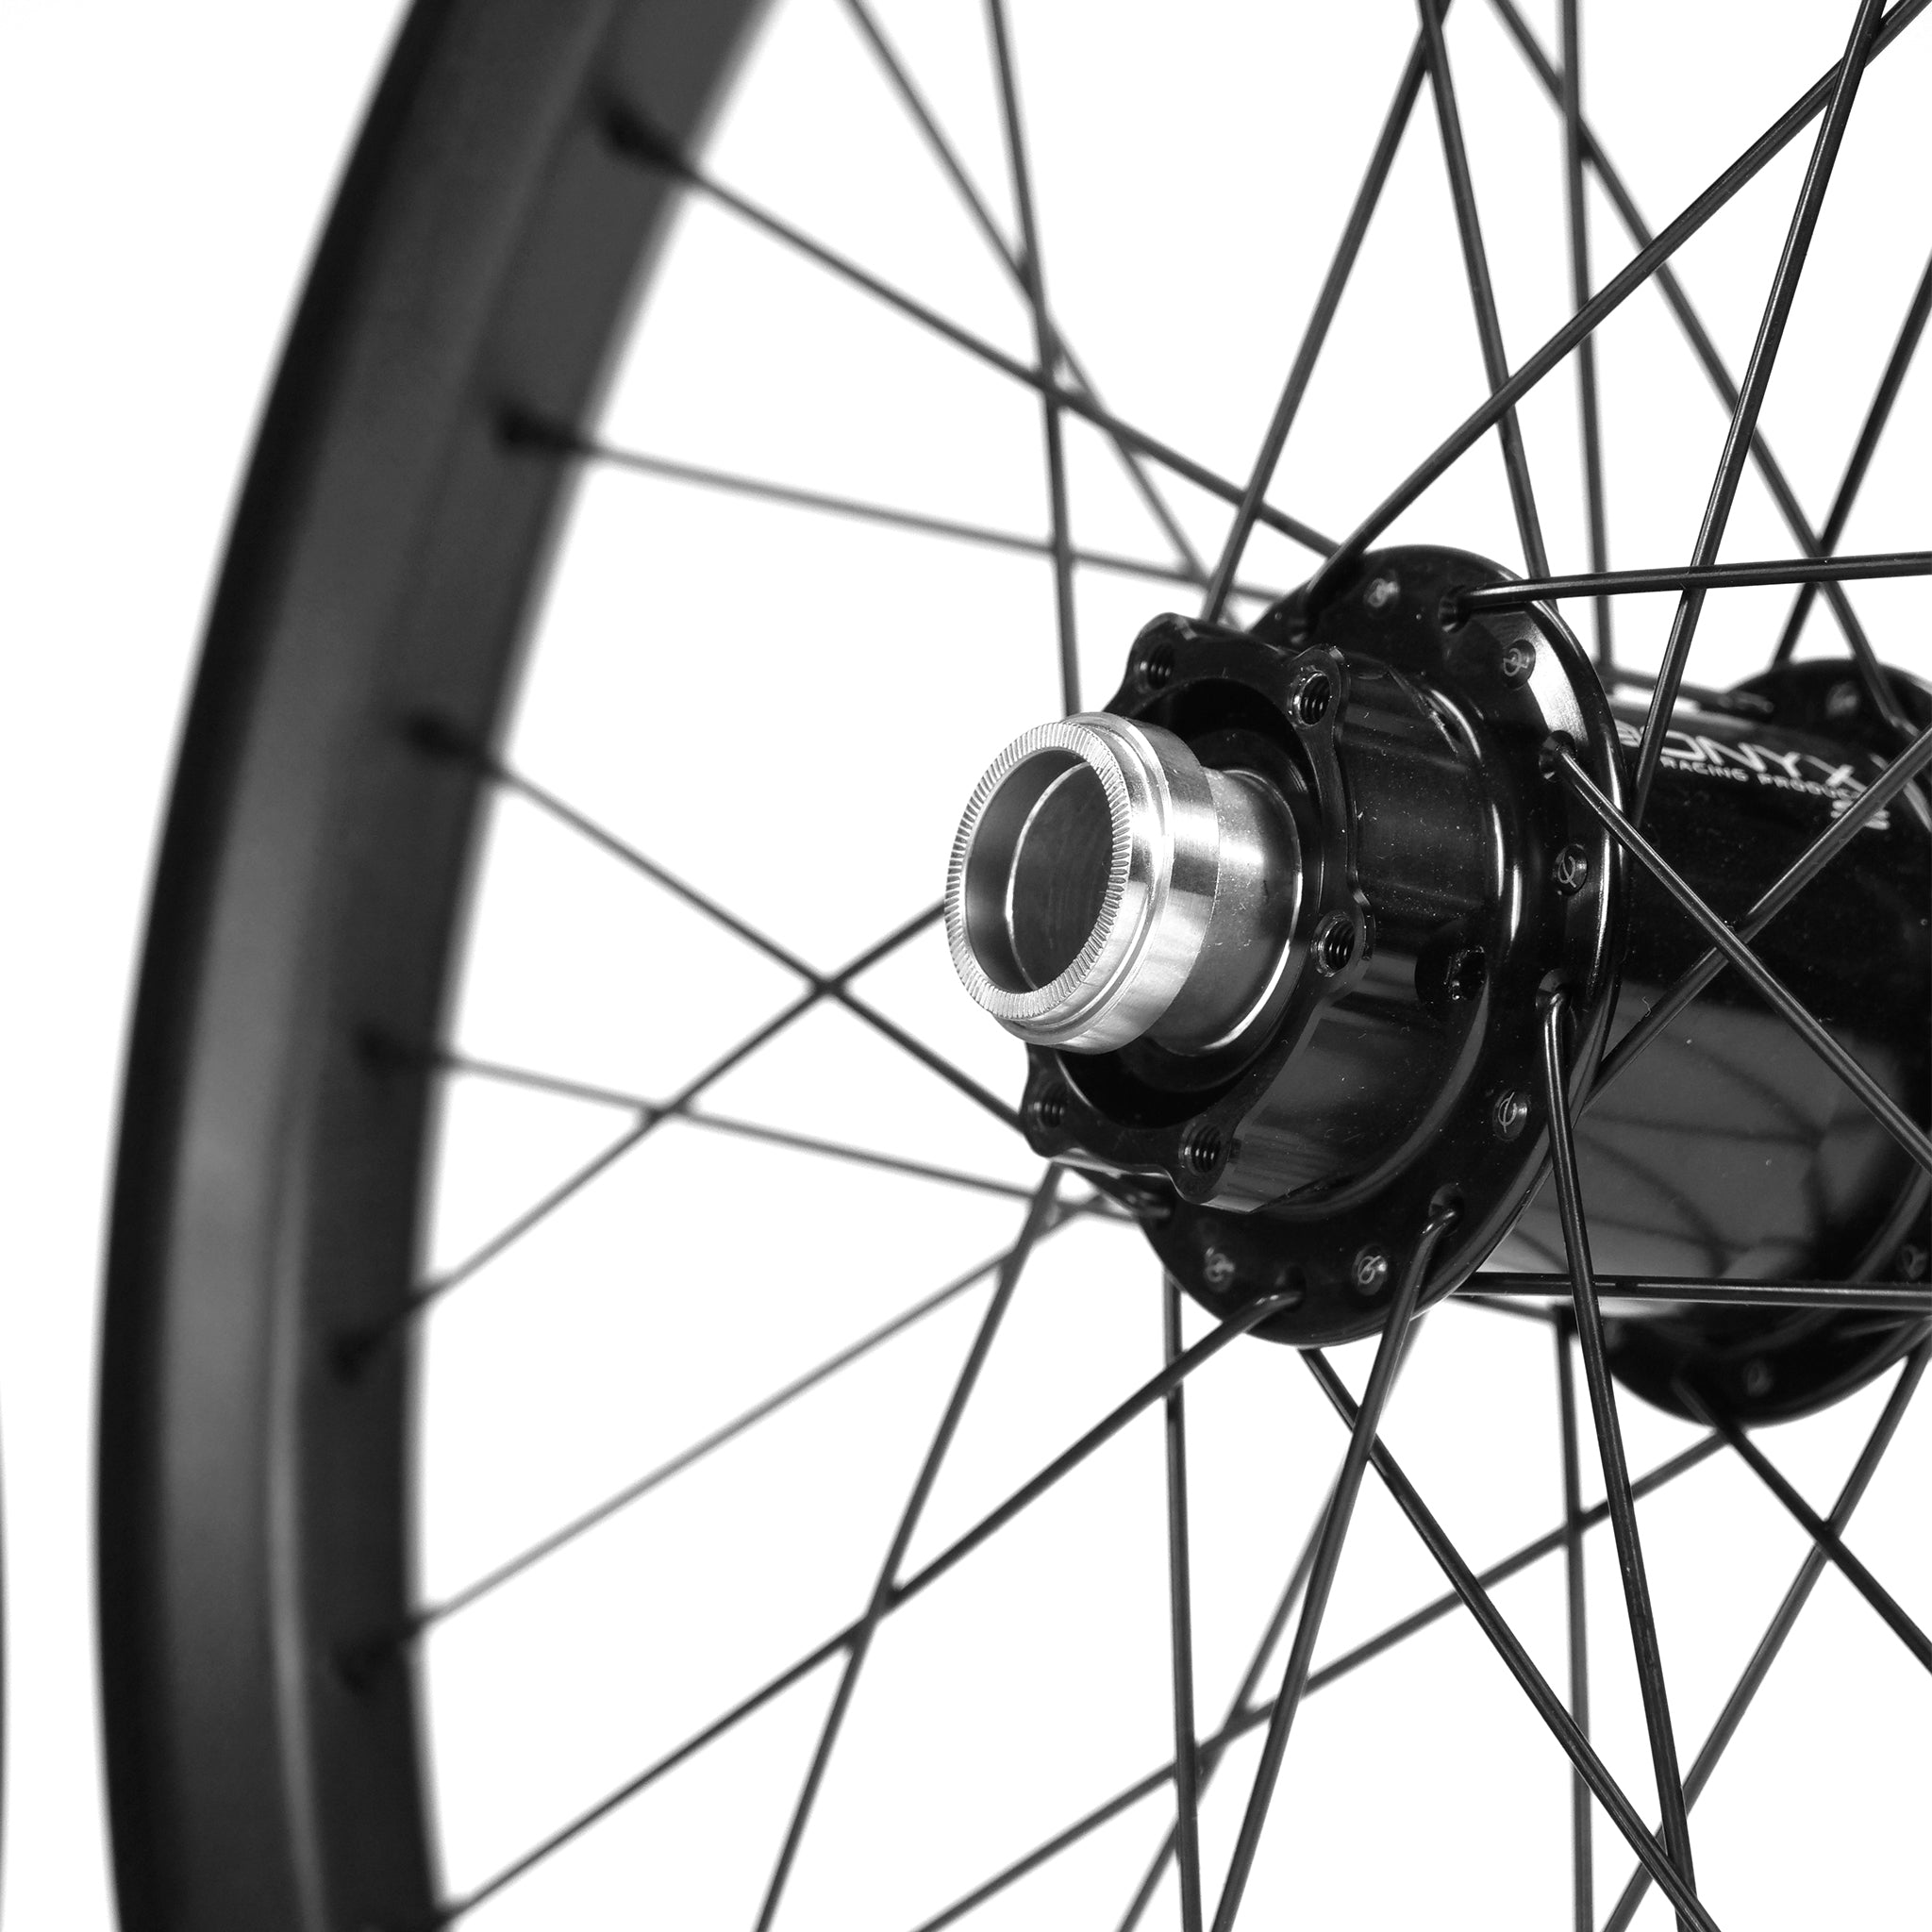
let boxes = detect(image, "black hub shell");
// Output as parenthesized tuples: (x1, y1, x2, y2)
(1528, 658, 1932, 1423)
(1019, 547, 1625, 1346)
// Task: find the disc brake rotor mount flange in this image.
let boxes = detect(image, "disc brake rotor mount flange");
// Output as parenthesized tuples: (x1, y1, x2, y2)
(1019, 546, 1626, 1345)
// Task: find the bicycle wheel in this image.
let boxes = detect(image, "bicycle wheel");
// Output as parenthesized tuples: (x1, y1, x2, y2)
(103, 3, 1932, 1929)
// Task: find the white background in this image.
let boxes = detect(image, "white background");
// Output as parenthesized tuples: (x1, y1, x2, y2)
(2, 4, 1930, 1928)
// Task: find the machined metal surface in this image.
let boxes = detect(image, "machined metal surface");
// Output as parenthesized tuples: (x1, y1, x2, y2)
(946, 714, 1297, 1053)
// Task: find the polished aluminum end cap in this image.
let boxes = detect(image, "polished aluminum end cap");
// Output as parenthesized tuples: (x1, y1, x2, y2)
(944, 713, 1222, 1052)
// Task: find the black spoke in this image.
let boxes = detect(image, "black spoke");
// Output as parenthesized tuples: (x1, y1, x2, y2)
(1488, 0, 1887, 698)
(1541, 994, 1696, 1925)
(908, 1430, 1720, 1932)
(1114, 1497, 1334, 1932)
(1456, 547, 1932, 611)
(1209, 1210, 1455, 1932)
(1773, 246, 1932, 665)
(404, 988, 816, 1322)
(1556, 1316, 1592, 1932)
(1300, 0, 1929, 612)
(1590, 716, 1932, 1107)
(1629, 0, 1889, 823)
(1301, 1351, 1720, 1932)
(1560, 0, 1612, 666)
(1118, 1324, 1436, 1932)
(753, 1172, 1063, 1932)
(838, 0, 1208, 581)
(528, 421, 1264, 593)
(603, 107, 1335, 559)
(835, 986, 1022, 1131)
(1298, 1434, 1723, 1702)
(437, 1285, 1294, 1923)
(442, 730, 1022, 1132)
(1418, 0, 1550, 575)
(1603, 1348, 1930, 1932)
(1553, 743, 1932, 1179)
(1160, 1278, 1206, 1932)
(392, 896, 946, 1327)
(987, 0, 1079, 712)
(1469, 1274, 1932, 1316)
(1684, 1389, 1932, 1674)
(436, 1045, 1071, 1208)
(412, 1206, 1083, 1635)
(1201, 13, 1443, 618)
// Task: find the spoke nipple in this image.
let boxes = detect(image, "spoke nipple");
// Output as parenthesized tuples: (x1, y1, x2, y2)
(1897, 1243, 1928, 1282)
(1742, 1357, 1774, 1398)
(1490, 1089, 1532, 1141)
(1538, 731, 1576, 779)
(1202, 1247, 1238, 1290)
(1826, 680, 1861, 722)
(1350, 1246, 1391, 1296)
(1551, 843, 1591, 894)
(1363, 575, 1400, 612)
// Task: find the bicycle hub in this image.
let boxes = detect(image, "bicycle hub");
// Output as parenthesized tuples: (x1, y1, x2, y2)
(945, 546, 1931, 1421)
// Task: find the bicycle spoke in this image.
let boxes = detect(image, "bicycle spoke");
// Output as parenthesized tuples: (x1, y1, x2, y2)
(1418, 0, 1550, 575)
(1202, 12, 1443, 618)
(603, 107, 1336, 558)
(1298, 1435, 1723, 1700)
(910, 1430, 1720, 1932)
(435, 1046, 1058, 1206)
(410, 1205, 1084, 1635)
(1469, 1275, 1932, 1316)
(1590, 717, 1932, 1104)
(432, 728, 1021, 1131)
(1556, 1316, 1592, 1932)
(1629, 0, 1890, 824)
(1119, 1322, 1435, 1932)
(1457, 547, 1932, 610)
(1302, 0, 1929, 610)
(1554, 743, 1932, 1179)
(1209, 1209, 1455, 1932)
(1603, 1348, 1930, 1932)
(1560, 0, 1612, 667)
(1773, 243, 1932, 665)
(988, 0, 1079, 713)
(1456, 1288, 1566, 1324)
(1540, 992, 1697, 1924)
(391, 895, 948, 1329)
(754, 1170, 1063, 1931)
(1159, 1278, 1207, 1932)
(434, 1285, 1294, 1923)
(1301, 1351, 1721, 1932)
(838, 0, 1208, 581)
(404, 989, 814, 1323)
(1489, 0, 1888, 694)
(1684, 1390, 1932, 1674)
(525, 420, 1255, 592)
(835, 986, 1021, 1131)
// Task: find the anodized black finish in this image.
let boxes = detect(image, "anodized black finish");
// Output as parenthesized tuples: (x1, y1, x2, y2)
(1507, 660, 1932, 1423)
(1024, 557, 1930, 1398)
(1019, 546, 1625, 1346)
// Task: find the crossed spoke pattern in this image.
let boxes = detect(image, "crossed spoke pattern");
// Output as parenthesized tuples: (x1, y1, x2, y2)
(406, 3, 1932, 1925)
